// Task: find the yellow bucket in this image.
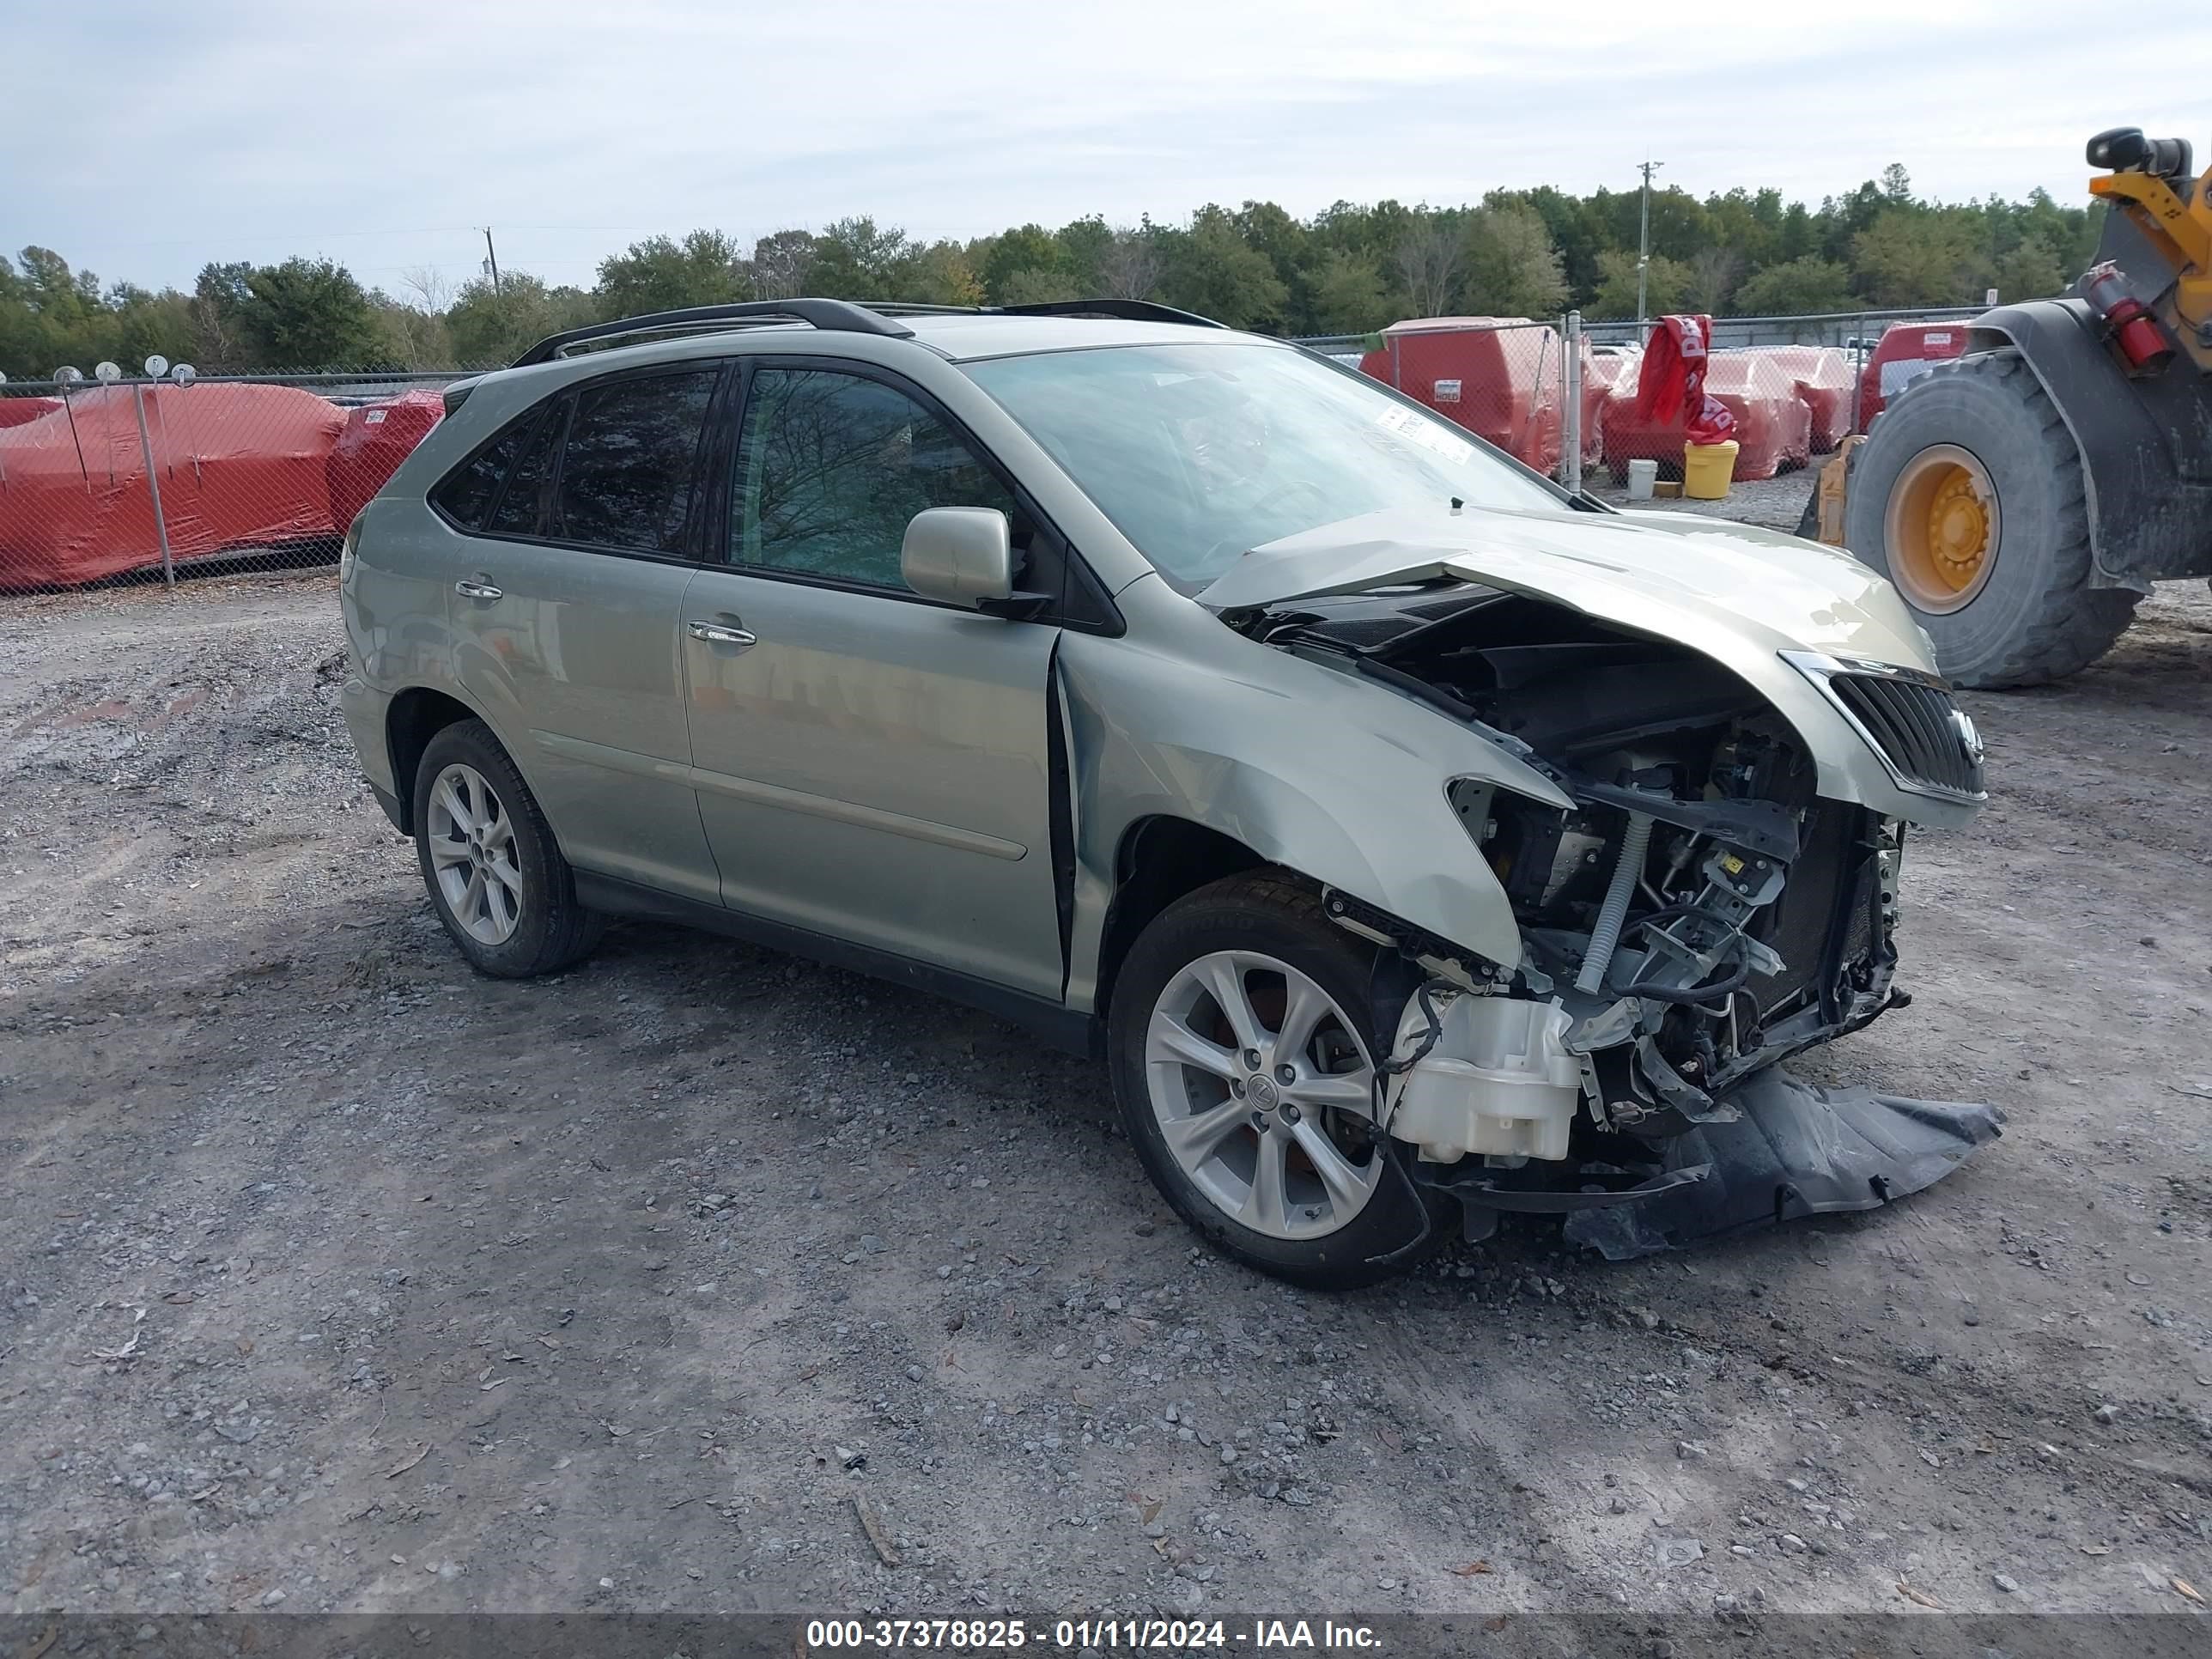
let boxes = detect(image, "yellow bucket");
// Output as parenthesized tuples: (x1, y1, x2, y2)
(1682, 441, 1739, 499)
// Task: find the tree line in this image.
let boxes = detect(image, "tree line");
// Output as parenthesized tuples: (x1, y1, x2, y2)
(0, 166, 2101, 375)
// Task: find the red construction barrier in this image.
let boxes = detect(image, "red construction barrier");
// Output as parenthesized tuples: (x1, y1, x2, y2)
(328, 389, 443, 533)
(1584, 347, 1641, 398)
(1359, 318, 1568, 473)
(1574, 337, 1607, 471)
(1753, 345, 1853, 453)
(1603, 333, 1810, 481)
(0, 397, 63, 431)
(0, 383, 344, 590)
(1859, 322, 1967, 425)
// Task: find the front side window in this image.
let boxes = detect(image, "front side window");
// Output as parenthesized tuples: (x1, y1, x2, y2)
(732, 367, 1019, 589)
(550, 369, 719, 553)
(963, 342, 1565, 592)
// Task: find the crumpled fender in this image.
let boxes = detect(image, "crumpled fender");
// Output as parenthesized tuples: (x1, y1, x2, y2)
(1055, 593, 1571, 1007)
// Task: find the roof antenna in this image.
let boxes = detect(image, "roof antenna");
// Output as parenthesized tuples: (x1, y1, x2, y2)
(1449, 495, 1464, 513)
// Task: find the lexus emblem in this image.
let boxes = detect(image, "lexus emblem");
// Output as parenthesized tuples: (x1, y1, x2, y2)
(1950, 708, 1984, 767)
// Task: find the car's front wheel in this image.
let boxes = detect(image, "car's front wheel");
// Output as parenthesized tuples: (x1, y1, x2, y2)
(411, 719, 603, 978)
(1107, 872, 1455, 1289)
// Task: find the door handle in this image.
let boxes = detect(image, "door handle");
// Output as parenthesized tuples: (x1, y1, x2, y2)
(455, 579, 503, 601)
(688, 620, 758, 648)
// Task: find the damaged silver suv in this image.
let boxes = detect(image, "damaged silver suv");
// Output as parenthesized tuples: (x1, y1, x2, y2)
(337, 298, 1998, 1287)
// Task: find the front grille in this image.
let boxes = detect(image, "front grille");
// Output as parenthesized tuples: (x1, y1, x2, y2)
(1827, 673, 1984, 797)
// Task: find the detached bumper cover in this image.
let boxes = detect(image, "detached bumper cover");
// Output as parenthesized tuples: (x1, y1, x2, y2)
(1416, 1068, 2002, 1260)
(1563, 1071, 2002, 1260)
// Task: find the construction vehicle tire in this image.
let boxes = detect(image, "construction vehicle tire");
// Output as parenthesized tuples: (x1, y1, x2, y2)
(1844, 350, 2138, 689)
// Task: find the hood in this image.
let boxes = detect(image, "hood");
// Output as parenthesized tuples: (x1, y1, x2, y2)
(1197, 503, 1937, 672)
(1197, 502, 1977, 830)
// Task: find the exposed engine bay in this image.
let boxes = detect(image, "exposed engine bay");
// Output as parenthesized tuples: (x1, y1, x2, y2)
(1229, 578, 1997, 1248)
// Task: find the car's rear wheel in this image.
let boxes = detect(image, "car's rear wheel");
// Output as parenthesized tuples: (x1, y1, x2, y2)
(412, 720, 603, 978)
(1108, 872, 1455, 1288)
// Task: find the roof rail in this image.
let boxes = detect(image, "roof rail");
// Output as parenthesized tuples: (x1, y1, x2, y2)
(858, 298, 1225, 329)
(510, 300, 914, 368)
(992, 298, 1226, 329)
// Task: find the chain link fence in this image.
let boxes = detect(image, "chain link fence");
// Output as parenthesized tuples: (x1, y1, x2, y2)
(2, 305, 1994, 599)
(1308, 319, 1596, 485)
(1303, 305, 1986, 489)
(0, 368, 485, 596)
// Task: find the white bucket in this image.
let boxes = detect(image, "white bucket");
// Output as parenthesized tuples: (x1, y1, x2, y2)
(1626, 458, 1659, 501)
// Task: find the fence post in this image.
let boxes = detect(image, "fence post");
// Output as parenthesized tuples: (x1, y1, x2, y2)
(1561, 310, 1583, 496)
(1849, 312, 1868, 434)
(131, 381, 176, 589)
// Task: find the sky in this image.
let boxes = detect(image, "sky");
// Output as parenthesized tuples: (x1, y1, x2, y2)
(9, 0, 2211, 298)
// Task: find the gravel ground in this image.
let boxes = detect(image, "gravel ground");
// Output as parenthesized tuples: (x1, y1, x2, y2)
(4, 550, 2212, 1625)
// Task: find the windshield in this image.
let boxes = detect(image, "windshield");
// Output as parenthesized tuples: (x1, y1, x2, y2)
(963, 341, 1565, 591)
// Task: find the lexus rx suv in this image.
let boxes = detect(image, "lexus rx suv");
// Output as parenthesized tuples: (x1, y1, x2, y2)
(337, 298, 1993, 1285)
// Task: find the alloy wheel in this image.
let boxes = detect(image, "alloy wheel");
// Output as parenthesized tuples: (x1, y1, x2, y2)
(1144, 950, 1385, 1240)
(426, 762, 524, 945)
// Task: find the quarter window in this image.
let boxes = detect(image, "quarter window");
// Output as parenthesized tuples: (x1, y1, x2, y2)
(732, 368, 1019, 588)
(550, 370, 720, 554)
(487, 403, 565, 537)
(433, 407, 542, 530)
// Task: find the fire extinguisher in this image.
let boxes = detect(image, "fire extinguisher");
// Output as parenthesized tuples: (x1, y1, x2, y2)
(2079, 261, 2175, 374)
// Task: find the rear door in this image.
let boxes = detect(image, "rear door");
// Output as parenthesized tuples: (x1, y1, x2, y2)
(447, 362, 727, 903)
(678, 359, 1066, 999)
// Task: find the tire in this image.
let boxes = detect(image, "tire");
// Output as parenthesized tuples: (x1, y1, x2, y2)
(411, 719, 604, 978)
(1843, 349, 2138, 689)
(1107, 871, 1455, 1289)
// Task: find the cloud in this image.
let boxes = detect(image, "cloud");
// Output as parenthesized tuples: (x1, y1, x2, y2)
(6, 0, 2207, 290)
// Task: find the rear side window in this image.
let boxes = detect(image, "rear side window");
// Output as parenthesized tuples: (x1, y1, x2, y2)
(551, 369, 720, 554)
(433, 409, 542, 529)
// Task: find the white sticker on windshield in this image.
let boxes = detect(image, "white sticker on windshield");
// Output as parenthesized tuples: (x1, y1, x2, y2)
(1375, 403, 1475, 462)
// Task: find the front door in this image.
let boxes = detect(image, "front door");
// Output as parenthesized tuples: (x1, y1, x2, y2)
(680, 362, 1065, 1000)
(450, 364, 726, 904)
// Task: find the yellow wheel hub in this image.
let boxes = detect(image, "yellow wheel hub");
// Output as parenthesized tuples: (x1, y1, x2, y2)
(1926, 471, 1990, 586)
(1884, 445, 2002, 614)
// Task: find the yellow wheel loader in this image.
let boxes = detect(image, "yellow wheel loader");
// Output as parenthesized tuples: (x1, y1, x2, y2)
(1814, 128, 2212, 687)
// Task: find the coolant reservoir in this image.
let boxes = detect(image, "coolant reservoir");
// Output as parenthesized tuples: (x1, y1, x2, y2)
(1388, 996, 1581, 1164)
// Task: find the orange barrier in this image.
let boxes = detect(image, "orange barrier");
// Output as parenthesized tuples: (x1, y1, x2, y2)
(1359, 319, 1568, 473)
(1753, 345, 1854, 452)
(1602, 349, 1812, 482)
(328, 390, 444, 534)
(0, 380, 445, 591)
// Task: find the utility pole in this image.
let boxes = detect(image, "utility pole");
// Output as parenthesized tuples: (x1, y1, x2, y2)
(483, 228, 502, 295)
(1636, 158, 1664, 325)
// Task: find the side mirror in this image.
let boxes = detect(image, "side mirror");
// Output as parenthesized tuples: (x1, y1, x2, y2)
(901, 507, 1016, 609)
